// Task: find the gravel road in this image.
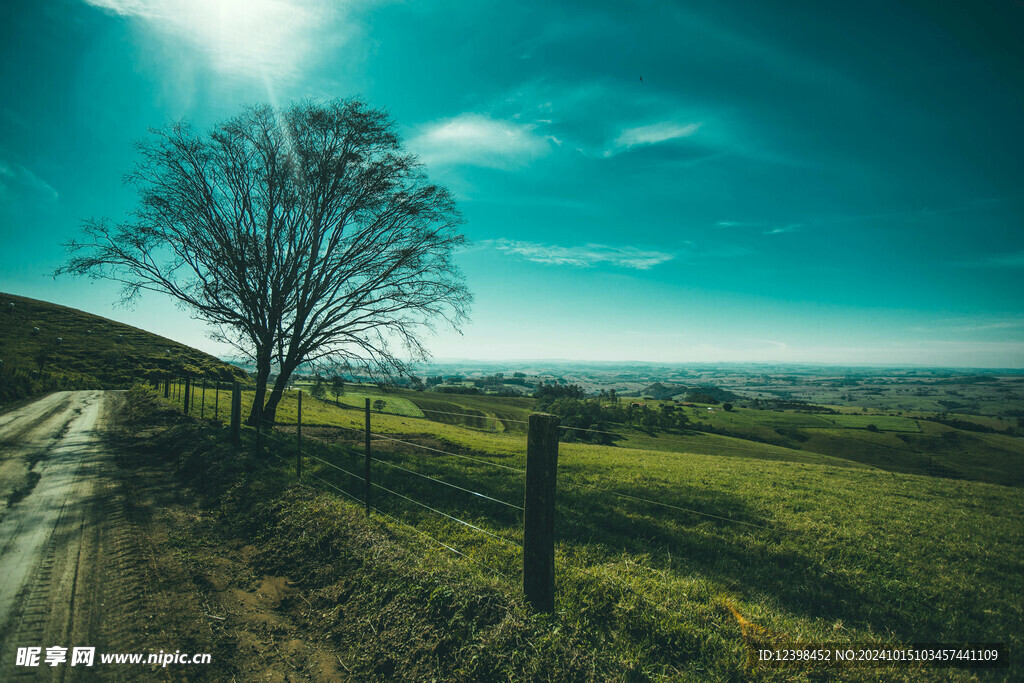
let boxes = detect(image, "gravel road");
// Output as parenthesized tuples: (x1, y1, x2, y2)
(0, 390, 139, 679)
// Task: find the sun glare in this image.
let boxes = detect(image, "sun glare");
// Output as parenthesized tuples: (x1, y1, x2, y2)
(85, 0, 333, 81)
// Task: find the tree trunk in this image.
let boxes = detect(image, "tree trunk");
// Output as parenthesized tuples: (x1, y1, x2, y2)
(247, 357, 272, 426)
(260, 365, 295, 425)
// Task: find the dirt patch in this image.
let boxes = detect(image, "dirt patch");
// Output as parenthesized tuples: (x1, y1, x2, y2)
(113, 425, 351, 681)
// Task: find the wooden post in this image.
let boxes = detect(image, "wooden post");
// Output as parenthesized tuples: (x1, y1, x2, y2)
(296, 390, 303, 478)
(230, 382, 241, 446)
(200, 378, 206, 419)
(364, 398, 371, 516)
(523, 412, 560, 613)
(183, 377, 191, 414)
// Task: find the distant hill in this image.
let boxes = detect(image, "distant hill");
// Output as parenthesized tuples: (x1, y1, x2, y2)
(640, 382, 686, 399)
(0, 292, 247, 402)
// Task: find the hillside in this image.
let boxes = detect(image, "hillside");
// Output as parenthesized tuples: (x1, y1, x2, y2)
(0, 292, 247, 403)
(138, 385, 1024, 680)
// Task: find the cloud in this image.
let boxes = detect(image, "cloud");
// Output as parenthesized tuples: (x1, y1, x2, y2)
(485, 239, 674, 270)
(716, 220, 800, 235)
(911, 319, 1024, 334)
(605, 120, 701, 157)
(0, 160, 59, 203)
(82, 0, 342, 82)
(762, 224, 801, 235)
(614, 121, 701, 149)
(410, 114, 551, 169)
(984, 252, 1024, 268)
(956, 251, 1024, 269)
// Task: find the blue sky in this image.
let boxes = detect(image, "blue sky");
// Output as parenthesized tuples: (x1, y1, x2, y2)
(1, 0, 1023, 367)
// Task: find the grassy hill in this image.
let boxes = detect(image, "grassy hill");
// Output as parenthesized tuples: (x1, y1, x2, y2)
(0, 292, 247, 403)
(146, 384, 1024, 680)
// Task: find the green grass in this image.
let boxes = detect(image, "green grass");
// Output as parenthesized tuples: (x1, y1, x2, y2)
(292, 383, 426, 418)
(0, 292, 245, 404)
(150, 385, 1024, 679)
(820, 414, 922, 432)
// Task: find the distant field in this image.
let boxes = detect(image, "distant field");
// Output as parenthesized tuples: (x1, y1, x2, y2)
(171, 380, 1023, 487)
(406, 392, 535, 433)
(292, 382, 425, 418)
(183, 388, 1024, 680)
(154, 379, 1024, 677)
(820, 414, 921, 432)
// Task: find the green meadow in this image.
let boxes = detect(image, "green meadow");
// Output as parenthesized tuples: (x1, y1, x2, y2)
(158, 383, 1024, 679)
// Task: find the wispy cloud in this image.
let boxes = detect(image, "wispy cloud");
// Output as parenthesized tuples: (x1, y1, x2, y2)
(485, 239, 674, 270)
(738, 337, 790, 350)
(957, 251, 1024, 269)
(716, 220, 762, 228)
(762, 224, 801, 235)
(409, 114, 552, 169)
(0, 160, 59, 203)
(984, 252, 1024, 268)
(605, 120, 701, 156)
(716, 220, 800, 235)
(82, 0, 342, 82)
(911, 319, 1024, 334)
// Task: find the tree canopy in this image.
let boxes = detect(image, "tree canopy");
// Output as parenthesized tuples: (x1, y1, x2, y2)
(59, 99, 471, 424)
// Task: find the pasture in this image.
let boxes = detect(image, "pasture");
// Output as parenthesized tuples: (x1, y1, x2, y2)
(155, 382, 1024, 678)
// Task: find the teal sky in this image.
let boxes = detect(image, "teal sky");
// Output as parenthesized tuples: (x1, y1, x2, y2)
(1, 0, 1023, 367)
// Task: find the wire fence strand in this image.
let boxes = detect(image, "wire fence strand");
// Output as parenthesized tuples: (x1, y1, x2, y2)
(307, 453, 365, 482)
(370, 433, 526, 473)
(416, 408, 529, 425)
(371, 456, 524, 510)
(368, 505, 512, 580)
(307, 473, 364, 505)
(370, 480, 522, 549)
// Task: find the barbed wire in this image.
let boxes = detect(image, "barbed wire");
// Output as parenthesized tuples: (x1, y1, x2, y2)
(370, 457, 523, 511)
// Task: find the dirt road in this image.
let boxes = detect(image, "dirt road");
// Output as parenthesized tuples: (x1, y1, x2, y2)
(0, 390, 144, 680)
(0, 390, 360, 680)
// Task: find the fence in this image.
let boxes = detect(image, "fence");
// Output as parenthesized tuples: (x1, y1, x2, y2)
(156, 376, 961, 613)
(159, 379, 560, 610)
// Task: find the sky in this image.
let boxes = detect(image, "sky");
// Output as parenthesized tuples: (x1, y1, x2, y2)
(1, 0, 1023, 368)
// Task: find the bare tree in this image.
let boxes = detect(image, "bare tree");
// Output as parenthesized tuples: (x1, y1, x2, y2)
(58, 99, 471, 425)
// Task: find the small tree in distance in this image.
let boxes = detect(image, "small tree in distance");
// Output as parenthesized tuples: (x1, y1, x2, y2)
(330, 376, 345, 405)
(58, 99, 472, 426)
(310, 376, 327, 401)
(373, 399, 387, 413)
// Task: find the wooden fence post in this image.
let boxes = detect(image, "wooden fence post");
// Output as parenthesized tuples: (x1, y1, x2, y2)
(230, 382, 241, 446)
(183, 377, 191, 414)
(296, 390, 303, 478)
(364, 398, 371, 516)
(523, 412, 560, 613)
(214, 381, 220, 422)
(164, 376, 169, 398)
